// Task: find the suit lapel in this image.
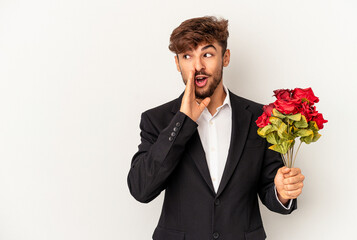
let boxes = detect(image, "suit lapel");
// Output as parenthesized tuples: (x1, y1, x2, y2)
(171, 91, 216, 194)
(171, 89, 253, 197)
(216, 91, 252, 197)
(186, 131, 216, 194)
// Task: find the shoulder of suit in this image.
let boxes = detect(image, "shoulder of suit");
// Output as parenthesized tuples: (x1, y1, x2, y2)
(141, 95, 179, 118)
(229, 90, 264, 115)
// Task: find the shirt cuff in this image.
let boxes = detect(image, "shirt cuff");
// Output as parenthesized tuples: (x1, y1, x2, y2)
(274, 185, 293, 210)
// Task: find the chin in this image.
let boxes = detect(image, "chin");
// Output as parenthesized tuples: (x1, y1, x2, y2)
(195, 89, 214, 99)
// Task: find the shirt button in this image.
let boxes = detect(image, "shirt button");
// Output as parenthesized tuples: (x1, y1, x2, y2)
(176, 122, 181, 127)
(209, 121, 213, 125)
(173, 127, 178, 132)
(212, 177, 216, 181)
(169, 136, 174, 141)
(171, 132, 176, 137)
(211, 147, 215, 152)
(214, 199, 220, 206)
(213, 232, 219, 239)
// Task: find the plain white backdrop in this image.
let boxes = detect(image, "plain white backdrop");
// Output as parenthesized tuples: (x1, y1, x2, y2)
(1, 0, 356, 239)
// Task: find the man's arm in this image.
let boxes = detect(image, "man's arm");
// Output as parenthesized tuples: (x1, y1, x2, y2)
(128, 70, 209, 203)
(257, 143, 298, 214)
(127, 110, 198, 203)
(274, 185, 293, 209)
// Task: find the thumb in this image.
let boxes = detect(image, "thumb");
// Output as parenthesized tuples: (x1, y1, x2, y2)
(198, 97, 211, 112)
(277, 166, 288, 176)
(281, 167, 291, 174)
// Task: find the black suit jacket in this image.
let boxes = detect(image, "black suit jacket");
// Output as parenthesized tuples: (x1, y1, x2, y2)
(127, 89, 297, 240)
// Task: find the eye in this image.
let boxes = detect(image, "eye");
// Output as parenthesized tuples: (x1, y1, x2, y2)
(204, 53, 213, 57)
(183, 54, 191, 59)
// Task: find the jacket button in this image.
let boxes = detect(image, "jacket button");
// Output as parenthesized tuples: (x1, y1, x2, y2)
(214, 199, 220, 206)
(213, 232, 219, 239)
(169, 136, 174, 141)
(171, 132, 176, 137)
(176, 122, 181, 127)
(173, 127, 178, 132)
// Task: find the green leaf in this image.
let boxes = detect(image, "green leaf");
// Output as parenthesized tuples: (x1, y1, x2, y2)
(272, 109, 286, 119)
(289, 125, 297, 135)
(269, 140, 294, 154)
(258, 125, 272, 137)
(277, 122, 290, 140)
(309, 121, 319, 131)
(296, 129, 314, 137)
(269, 117, 283, 127)
(269, 144, 285, 154)
(301, 134, 314, 144)
(292, 125, 299, 133)
(312, 133, 321, 142)
(282, 139, 295, 153)
(266, 132, 279, 145)
(294, 115, 308, 128)
(286, 113, 302, 122)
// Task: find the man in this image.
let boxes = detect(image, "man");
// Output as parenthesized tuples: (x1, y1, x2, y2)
(127, 16, 305, 240)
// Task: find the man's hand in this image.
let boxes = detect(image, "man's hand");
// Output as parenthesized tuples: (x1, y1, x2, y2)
(274, 167, 305, 204)
(180, 70, 211, 122)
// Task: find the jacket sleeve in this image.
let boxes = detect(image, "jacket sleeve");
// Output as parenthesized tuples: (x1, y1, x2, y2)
(127, 110, 198, 203)
(258, 142, 297, 214)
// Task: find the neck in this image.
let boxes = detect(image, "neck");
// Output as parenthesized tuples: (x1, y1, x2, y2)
(197, 81, 226, 116)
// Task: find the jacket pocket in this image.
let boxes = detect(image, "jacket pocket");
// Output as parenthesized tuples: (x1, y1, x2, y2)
(152, 226, 185, 240)
(245, 226, 266, 240)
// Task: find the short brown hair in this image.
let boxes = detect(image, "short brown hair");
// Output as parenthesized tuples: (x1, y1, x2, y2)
(169, 16, 229, 56)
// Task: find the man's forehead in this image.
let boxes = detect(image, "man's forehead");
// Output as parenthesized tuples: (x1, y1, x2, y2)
(182, 42, 219, 53)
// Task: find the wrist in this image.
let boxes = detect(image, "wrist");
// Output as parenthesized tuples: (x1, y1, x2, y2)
(277, 191, 289, 206)
(179, 110, 196, 122)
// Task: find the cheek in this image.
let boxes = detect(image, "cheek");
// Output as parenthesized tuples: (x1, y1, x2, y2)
(207, 60, 221, 70)
(180, 70, 189, 84)
(182, 63, 194, 73)
(211, 63, 222, 75)
(180, 65, 194, 79)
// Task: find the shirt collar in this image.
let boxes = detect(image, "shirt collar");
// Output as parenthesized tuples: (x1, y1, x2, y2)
(198, 84, 231, 119)
(218, 84, 231, 111)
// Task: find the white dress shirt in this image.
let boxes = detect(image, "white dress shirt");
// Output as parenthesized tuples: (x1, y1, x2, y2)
(196, 84, 292, 209)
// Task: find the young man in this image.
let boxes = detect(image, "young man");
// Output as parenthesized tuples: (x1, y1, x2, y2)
(127, 16, 305, 240)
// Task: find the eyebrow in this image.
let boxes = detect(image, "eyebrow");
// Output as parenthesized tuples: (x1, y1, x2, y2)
(201, 44, 217, 51)
(180, 44, 217, 56)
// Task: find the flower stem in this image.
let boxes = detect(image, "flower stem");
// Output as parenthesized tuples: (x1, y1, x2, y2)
(287, 150, 290, 168)
(291, 145, 294, 167)
(281, 153, 287, 166)
(287, 119, 291, 168)
(292, 141, 303, 167)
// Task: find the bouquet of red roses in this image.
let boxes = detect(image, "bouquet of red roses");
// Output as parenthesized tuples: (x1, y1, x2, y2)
(256, 88, 327, 168)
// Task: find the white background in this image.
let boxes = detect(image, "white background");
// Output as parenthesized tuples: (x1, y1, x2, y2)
(1, 0, 356, 239)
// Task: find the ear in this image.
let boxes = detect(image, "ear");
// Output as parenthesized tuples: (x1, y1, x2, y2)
(223, 49, 230, 67)
(174, 55, 181, 72)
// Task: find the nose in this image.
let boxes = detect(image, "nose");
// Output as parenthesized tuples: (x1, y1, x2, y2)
(194, 57, 205, 72)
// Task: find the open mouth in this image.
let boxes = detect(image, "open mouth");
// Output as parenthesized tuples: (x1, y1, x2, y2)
(195, 75, 209, 88)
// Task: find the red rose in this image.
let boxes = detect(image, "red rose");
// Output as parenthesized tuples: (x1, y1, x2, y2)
(263, 103, 275, 117)
(298, 101, 318, 121)
(311, 113, 328, 130)
(273, 89, 292, 100)
(273, 99, 301, 115)
(256, 112, 270, 128)
(292, 88, 319, 105)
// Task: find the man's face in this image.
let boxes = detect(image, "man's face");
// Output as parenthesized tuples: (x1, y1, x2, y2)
(175, 41, 230, 100)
